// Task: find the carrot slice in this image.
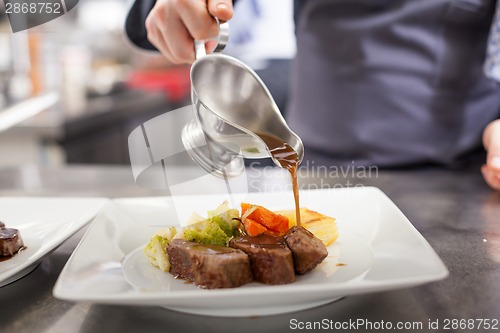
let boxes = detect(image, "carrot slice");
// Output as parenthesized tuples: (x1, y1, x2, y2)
(241, 203, 290, 233)
(243, 217, 268, 237)
(241, 203, 253, 215)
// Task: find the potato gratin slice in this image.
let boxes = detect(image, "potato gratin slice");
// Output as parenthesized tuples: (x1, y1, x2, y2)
(276, 208, 338, 246)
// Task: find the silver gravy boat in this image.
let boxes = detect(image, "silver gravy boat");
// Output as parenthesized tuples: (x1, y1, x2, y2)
(182, 20, 304, 178)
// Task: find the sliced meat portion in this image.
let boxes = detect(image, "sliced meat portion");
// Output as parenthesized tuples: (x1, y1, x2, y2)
(229, 234, 295, 285)
(0, 228, 24, 257)
(284, 226, 328, 274)
(167, 239, 252, 289)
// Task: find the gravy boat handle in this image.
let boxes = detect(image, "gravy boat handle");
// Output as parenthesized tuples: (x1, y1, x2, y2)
(194, 18, 229, 59)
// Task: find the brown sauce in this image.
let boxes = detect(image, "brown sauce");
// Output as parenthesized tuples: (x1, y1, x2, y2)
(0, 255, 12, 262)
(258, 133, 301, 227)
(186, 243, 237, 254)
(233, 234, 287, 249)
(0, 246, 27, 262)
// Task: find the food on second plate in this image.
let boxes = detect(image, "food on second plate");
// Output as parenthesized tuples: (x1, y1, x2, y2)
(145, 201, 338, 289)
(277, 208, 338, 246)
(0, 223, 24, 257)
(167, 239, 252, 289)
(144, 201, 239, 272)
(284, 226, 328, 274)
(229, 234, 295, 285)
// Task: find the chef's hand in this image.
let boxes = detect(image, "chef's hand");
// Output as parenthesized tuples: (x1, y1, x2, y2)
(145, 0, 233, 64)
(482, 119, 500, 191)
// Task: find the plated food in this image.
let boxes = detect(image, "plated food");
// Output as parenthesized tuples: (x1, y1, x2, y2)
(0, 222, 25, 259)
(54, 189, 448, 316)
(145, 201, 338, 289)
(168, 239, 253, 289)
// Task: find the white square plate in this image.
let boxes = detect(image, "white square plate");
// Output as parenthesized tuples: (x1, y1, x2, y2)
(53, 187, 448, 317)
(0, 197, 109, 287)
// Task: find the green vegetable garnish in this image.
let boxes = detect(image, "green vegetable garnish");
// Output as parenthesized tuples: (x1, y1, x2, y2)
(144, 201, 241, 272)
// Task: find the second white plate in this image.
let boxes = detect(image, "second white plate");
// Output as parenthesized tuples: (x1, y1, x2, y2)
(0, 197, 109, 287)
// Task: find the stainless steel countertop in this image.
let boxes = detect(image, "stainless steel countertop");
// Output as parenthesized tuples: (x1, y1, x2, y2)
(0, 164, 499, 333)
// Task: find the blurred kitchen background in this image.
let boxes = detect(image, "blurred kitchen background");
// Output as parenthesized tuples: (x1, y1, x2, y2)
(0, 0, 295, 168)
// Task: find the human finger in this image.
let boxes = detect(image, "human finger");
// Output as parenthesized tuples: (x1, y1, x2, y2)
(161, 9, 195, 63)
(176, 0, 219, 41)
(483, 119, 500, 173)
(482, 165, 500, 191)
(145, 0, 195, 63)
(146, 21, 176, 62)
(207, 0, 234, 22)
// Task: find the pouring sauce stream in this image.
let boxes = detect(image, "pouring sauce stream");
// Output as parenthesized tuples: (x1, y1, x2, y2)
(257, 133, 301, 227)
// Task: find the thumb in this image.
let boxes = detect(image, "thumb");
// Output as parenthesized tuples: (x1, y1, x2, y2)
(207, 0, 234, 22)
(485, 120, 500, 172)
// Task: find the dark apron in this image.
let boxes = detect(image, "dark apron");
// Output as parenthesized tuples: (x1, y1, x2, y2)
(287, 0, 500, 167)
